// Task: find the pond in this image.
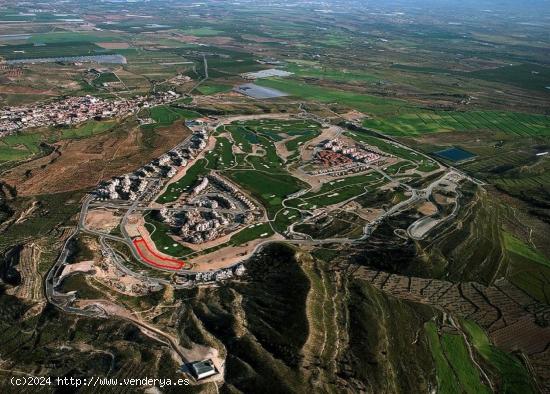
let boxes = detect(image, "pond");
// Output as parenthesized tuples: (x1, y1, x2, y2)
(434, 147, 476, 162)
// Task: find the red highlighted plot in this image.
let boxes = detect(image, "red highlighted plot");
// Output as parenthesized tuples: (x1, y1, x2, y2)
(132, 237, 188, 270)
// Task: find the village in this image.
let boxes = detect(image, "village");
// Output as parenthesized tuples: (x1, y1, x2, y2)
(0, 90, 182, 136)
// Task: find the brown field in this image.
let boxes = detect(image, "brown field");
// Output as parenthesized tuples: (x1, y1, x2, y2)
(84, 208, 121, 232)
(240, 34, 286, 43)
(0, 85, 56, 95)
(417, 201, 438, 216)
(1, 121, 190, 196)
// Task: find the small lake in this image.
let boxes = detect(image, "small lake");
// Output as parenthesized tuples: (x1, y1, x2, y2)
(234, 83, 288, 99)
(434, 147, 476, 162)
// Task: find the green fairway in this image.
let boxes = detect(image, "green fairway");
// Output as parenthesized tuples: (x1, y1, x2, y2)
(285, 130, 321, 153)
(228, 169, 306, 217)
(144, 217, 193, 257)
(230, 223, 274, 245)
(385, 161, 417, 175)
(156, 159, 208, 203)
(273, 208, 301, 233)
(205, 137, 235, 170)
(227, 125, 258, 153)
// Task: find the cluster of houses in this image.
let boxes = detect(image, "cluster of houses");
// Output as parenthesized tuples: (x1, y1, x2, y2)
(174, 263, 246, 286)
(0, 91, 181, 136)
(171, 208, 231, 244)
(207, 173, 256, 211)
(321, 138, 381, 163)
(155, 172, 260, 244)
(95, 129, 208, 201)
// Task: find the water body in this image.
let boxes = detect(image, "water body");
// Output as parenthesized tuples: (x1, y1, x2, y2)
(0, 34, 31, 40)
(6, 54, 127, 65)
(234, 83, 288, 99)
(434, 147, 476, 162)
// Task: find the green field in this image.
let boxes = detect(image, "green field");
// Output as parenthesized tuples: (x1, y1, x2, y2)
(60, 120, 116, 139)
(256, 78, 413, 116)
(28, 31, 125, 44)
(93, 72, 120, 86)
(363, 110, 550, 136)
(346, 131, 429, 162)
(504, 231, 550, 303)
(0, 41, 110, 60)
(462, 320, 536, 394)
(466, 64, 550, 94)
(148, 105, 201, 126)
(197, 83, 232, 95)
(425, 322, 490, 394)
(181, 27, 224, 36)
(284, 63, 380, 84)
(0, 120, 117, 162)
(503, 232, 550, 268)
